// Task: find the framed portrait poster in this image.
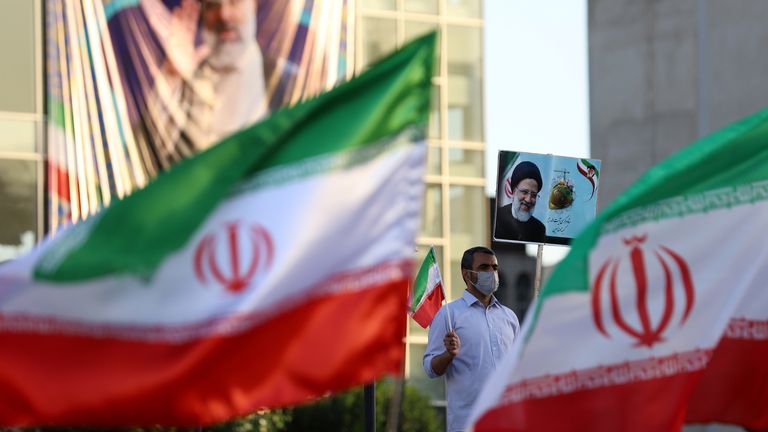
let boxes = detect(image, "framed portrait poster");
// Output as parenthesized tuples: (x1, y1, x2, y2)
(494, 150, 601, 245)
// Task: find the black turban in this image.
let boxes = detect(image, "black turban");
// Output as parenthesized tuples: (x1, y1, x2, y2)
(509, 161, 542, 192)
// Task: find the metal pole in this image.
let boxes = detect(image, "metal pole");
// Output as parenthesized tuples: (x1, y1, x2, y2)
(386, 378, 404, 432)
(534, 244, 544, 297)
(364, 382, 376, 432)
(386, 313, 407, 432)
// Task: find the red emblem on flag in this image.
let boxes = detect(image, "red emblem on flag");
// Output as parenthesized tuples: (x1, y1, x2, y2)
(591, 234, 695, 347)
(504, 177, 514, 198)
(193, 222, 274, 293)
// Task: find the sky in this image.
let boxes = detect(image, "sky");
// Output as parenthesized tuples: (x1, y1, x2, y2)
(484, 0, 590, 265)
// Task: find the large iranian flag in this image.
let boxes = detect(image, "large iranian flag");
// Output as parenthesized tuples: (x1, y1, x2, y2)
(0, 34, 435, 427)
(471, 107, 768, 431)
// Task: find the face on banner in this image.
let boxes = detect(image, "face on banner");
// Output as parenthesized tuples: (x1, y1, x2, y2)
(494, 151, 602, 246)
(200, 0, 257, 69)
(139, 0, 350, 153)
(45, 0, 350, 231)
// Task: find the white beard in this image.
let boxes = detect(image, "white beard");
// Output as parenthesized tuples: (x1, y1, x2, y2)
(511, 195, 533, 222)
(207, 45, 267, 140)
(199, 8, 267, 137)
(201, 6, 257, 70)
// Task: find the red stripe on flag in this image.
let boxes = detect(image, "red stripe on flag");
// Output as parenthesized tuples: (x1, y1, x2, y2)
(411, 282, 444, 328)
(686, 337, 768, 429)
(474, 372, 699, 431)
(49, 162, 71, 201)
(475, 335, 768, 431)
(0, 279, 409, 427)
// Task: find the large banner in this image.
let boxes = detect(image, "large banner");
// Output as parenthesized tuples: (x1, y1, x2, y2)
(45, 0, 351, 232)
(494, 150, 601, 245)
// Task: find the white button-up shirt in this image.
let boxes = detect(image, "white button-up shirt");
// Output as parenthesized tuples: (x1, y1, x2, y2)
(423, 290, 520, 432)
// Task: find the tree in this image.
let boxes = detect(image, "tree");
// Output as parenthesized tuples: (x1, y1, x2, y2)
(285, 379, 441, 432)
(17, 379, 440, 432)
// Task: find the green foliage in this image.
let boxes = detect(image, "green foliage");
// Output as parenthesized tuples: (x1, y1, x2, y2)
(208, 409, 292, 432)
(286, 379, 441, 432)
(397, 382, 443, 432)
(17, 380, 440, 432)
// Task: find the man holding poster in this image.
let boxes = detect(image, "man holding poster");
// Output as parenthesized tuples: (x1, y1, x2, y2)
(495, 161, 546, 243)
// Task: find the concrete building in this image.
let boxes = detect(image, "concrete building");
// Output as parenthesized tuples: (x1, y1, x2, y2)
(589, 1, 768, 431)
(589, 0, 768, 207)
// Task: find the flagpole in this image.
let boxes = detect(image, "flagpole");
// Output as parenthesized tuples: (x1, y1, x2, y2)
(385, 278, 408, 432)
(364, 382, 375, 432)
(534, 244, 544, 297)
(443, 297, 453, 332)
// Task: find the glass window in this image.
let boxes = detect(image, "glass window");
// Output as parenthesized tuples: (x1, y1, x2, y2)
(448, 147, 483, 177)
(358, 18, 398, 71)
(408, 342, 446, 401)
(360, 0, 395, 11)
(420, 184, 442, 237)
(449, 185, 488, 294)
(405, 0, 439, 15)
(429, 84, 441, 138)
(0, 159, 38, 260)
(0, 0, 37, 113)
(446, 25, 483, 142)
(449, 255, 464, 303)
(405, 21, 441, 75)
(426, 145, 441, 176)
(446, 0, 482, 19)
(0, 118, 37, 153)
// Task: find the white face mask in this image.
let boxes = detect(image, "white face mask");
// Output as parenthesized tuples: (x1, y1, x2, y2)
(467, 270, 499, 296)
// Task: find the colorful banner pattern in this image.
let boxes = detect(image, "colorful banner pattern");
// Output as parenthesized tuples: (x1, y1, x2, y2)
(46, 0, 351, 233)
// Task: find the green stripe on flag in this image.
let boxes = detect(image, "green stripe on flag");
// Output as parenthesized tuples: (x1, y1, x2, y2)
(34, 33, 437, 282)
(48, 99, 67, 129)
(234, 127, 421, 195)
(526, 106, 768, 336)
(499, 152, 520, 178)
(411, 247, 437, 311)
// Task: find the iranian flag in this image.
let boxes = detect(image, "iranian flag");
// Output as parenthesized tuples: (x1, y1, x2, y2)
(410, 246, 445, 328)
(470, 107, 768, 431)
(0, 34, 435, 427)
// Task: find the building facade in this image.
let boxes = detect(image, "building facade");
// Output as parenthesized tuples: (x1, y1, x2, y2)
(589, 0, 768, 207)
(0, 0, 44, 261)
(355, 0, 488, 413)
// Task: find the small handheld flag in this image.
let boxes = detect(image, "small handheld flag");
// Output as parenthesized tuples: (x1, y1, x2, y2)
(409, 246, 446, 328)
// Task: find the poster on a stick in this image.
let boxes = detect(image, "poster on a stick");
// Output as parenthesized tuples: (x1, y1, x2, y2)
(494, 151, 601, 246)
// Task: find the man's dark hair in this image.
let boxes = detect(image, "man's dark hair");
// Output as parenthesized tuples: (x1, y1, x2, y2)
(461, 246, 495, 270)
